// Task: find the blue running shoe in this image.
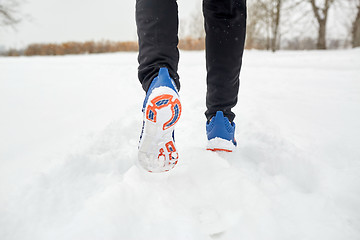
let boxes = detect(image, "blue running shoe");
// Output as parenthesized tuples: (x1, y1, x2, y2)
(206, 111, 237, 152)
(138, 67, 182, 173)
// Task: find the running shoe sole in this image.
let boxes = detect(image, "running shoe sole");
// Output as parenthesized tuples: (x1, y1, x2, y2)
(137, 87, 182, 173)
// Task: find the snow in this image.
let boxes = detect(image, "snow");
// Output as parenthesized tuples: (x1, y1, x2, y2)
(1, 49, 360, 240)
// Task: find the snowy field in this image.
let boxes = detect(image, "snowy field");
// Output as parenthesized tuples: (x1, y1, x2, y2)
(1, 49, 360, 240)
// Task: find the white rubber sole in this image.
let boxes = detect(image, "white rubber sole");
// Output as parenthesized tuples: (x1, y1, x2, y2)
(137, 87, 182, 173)
(206, 137, 235, 152)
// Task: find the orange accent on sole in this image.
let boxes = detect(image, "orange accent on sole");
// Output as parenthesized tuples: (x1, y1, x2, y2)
(145, 94, 182, 130)
(158, 148, 166, 159)
(165, 141, 176, 153)
(206, 148, 232, 152)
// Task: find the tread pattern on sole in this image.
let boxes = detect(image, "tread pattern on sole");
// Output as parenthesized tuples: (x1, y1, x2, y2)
(138, 91, 182, 173)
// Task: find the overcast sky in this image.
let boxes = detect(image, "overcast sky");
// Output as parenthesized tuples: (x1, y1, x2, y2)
(0, 0, 200, 49)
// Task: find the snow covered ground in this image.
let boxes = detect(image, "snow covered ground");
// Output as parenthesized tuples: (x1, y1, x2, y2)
(1, 49, 360, 240)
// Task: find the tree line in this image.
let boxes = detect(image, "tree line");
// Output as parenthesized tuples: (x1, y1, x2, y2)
(5, 41, 139, 56)
(182, 0, 360, 51)
(247, 0, 360, 51)
(2, 39, 206, 56)
(1, 0, 360, 56)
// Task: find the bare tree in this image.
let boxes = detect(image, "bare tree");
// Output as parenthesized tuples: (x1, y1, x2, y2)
(307, 0, 335, 49)
(352, 0, 360, 47)
(246, 0, 273, 50)
(0, 0, 21, 27)
(246, 0, 284, 51)
(271, 0, 282, 51)
(246, 1, 264, 49)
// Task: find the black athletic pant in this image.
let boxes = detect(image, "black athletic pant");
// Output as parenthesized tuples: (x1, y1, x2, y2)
(136, 0, 246, 122)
